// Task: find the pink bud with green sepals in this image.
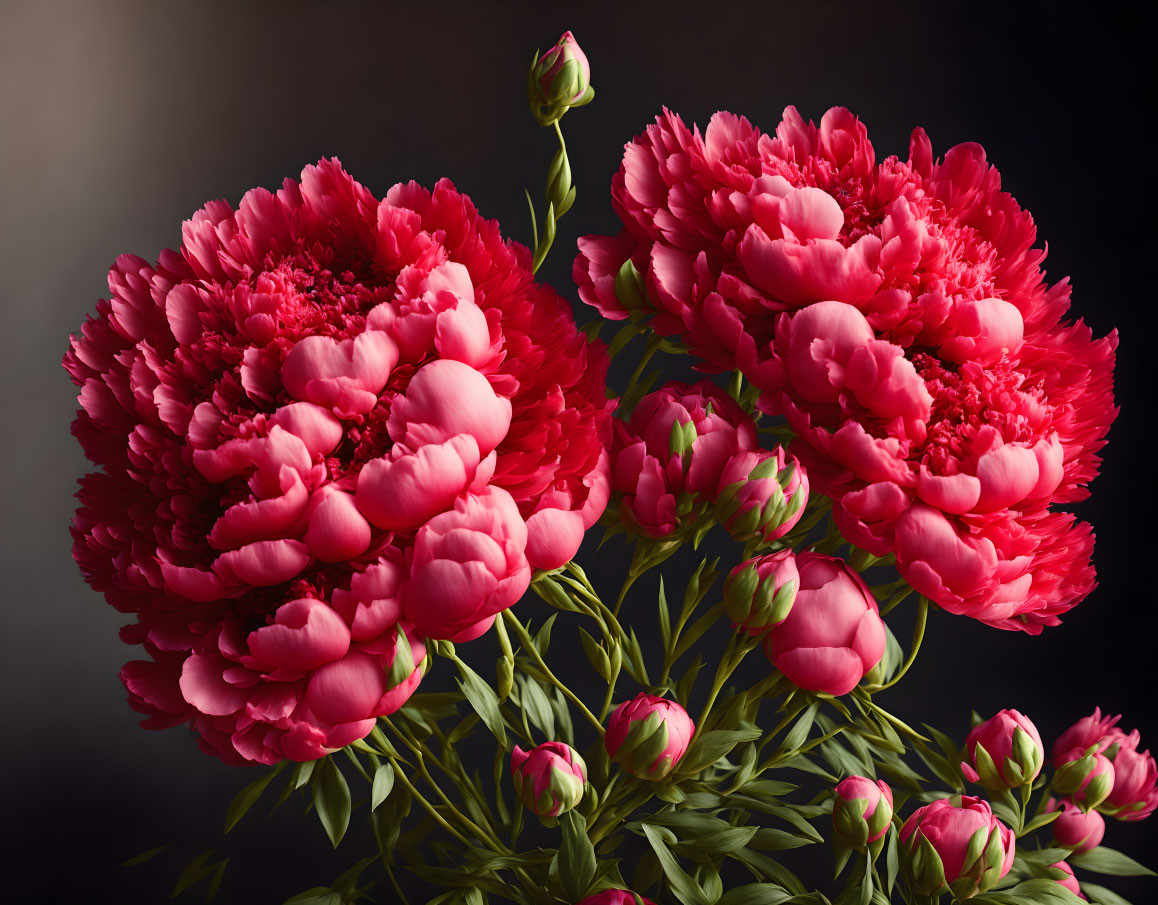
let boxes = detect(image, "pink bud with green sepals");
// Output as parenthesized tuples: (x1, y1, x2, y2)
(605, 693, 695, 781)
(510, 741, 588, 818)
(577, 892, 657, 905)
(527, 31, 593, 127)
(961, 709, 1045, 790)
(714, 446, 809, 545)
(900, 795, 1015, 899)
(723, 550, 799, 635)
(832, 775, 894, 849)
(1053, 747, 1115, 811)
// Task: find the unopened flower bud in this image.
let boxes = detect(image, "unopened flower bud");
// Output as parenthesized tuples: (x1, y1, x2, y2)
(527, 31, 593, 126)
(1053, 748, 1115, 811)
(900, 795, 1015, 900)
(961, 709, 1045, 790)
(723, 550, 798, 635)
(1047, 798, 1105, 853)
(605, 693, 694, 780)
(833, 776, 894, 848)
(1049, 861, 1085, 900)
(715, 447, 809, 545)
(510, 741, 587, 818)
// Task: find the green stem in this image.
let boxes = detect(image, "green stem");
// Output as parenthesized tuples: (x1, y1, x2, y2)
(863, 596, 928, 693)
(620, 333, 663, 404)
(502, 610, 606, 736)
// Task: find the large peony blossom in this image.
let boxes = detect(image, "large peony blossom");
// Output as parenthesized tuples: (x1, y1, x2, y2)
(577, 106, 1116, 632)
(66, 161, 612, 764)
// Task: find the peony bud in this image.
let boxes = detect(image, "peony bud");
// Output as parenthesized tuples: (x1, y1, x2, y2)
(715, 447, 809, 545)
(763, 552, 885, 696)
(1051, 707, 1120, 765)
(577, 892, 657, 905)
(1048, 798, 1105, 853)
(510, 741, 587, 818)
(527, 31, 593, 126)
(833, 776, 894, 848)
(724, 550, 798, 635)
(605, 693, 695, 781)
(900, 795, 1015, 899)
(1049, 861, 1086, 899)
(1053, 747, 1115, 811)
(1100, 727, 1158, 821)
(961, 709, 1045, 790)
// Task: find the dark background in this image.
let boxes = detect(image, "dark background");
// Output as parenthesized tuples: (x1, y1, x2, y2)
(1, 1, 1154, 902)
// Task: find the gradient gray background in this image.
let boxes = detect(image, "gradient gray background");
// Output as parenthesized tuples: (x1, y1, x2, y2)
(2, 1, 1154, 901)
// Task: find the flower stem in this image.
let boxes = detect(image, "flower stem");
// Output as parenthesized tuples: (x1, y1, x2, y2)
(502, 609, 606, 736)
(863, 596, 928, 694)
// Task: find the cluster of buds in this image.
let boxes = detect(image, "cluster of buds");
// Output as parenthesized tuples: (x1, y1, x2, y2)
(510, 741, 588, 819)
(1046, 708, 1158, 822)
(961, 709, 1045, 790)
(605, 693, 694, 781)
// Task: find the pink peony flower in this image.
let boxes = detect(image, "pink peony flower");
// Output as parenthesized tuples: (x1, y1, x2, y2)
(577, 893, 656, 905)
(1050, 861, 1085, 899)
(723, 549, 799, 635)
(832, 775, 894, 847)
(510, 741, 588, 818)
(576, 106, 1116, 633)
(609, 380, 756, 538)
(961, 709, 1044, 789)
(900, 795, 1015, 898)
(66, 162, 611, 764)
(763, 551, 884, 695)
(605, 693, 695, 780)
(1052, 708, 1121, 764)
(714, 445, 809, 544)
(1047, 798, 1105, 853)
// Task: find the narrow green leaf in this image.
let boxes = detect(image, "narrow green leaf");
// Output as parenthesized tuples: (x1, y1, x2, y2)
(1070, 846, 1156, 877)
(783, 702, 819, 752)
(1078, 882, 1134, 905)
(658, 576, 672, 650)
(456, 658, 508, 748)
(371, 762, 395, 811)
(312, 758, 352, 848)
(225, 764, 285, 833)
(123, 843, 168, 868)
(558, 811, 597, 901)
(641, 823, 711, 905)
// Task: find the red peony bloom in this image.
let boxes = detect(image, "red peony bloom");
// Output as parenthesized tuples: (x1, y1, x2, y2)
(577, 106, 1116, 632)
(66, 161, 612, 764)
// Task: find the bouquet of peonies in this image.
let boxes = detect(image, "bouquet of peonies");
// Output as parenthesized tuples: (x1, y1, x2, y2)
(64, 30, 1152, 905)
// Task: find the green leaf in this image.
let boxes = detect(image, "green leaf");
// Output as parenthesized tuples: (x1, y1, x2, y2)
(578, 627, 612, 681)
(534, 613, 558, 653)
(1078, 882, 1134, 905)
(312, 758, 352, 848)
(678, 728, 763, 775)
(558, 810, 597, 901)
(641, 823, 712, 905)
(371, 762, 395, 811)
(1070, 846, 1157, 877)
(283, 890, 342, 905)
(518, 674, 557, 739)
(171, 850, 218, 899)
(456, 658, 508, 748)
(885, 827, 899, 895)
(225, 764, 285, 833)
(123, 843, 169, 867)
(658, 576, 672, 650)
(783, 702, 819, 752)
